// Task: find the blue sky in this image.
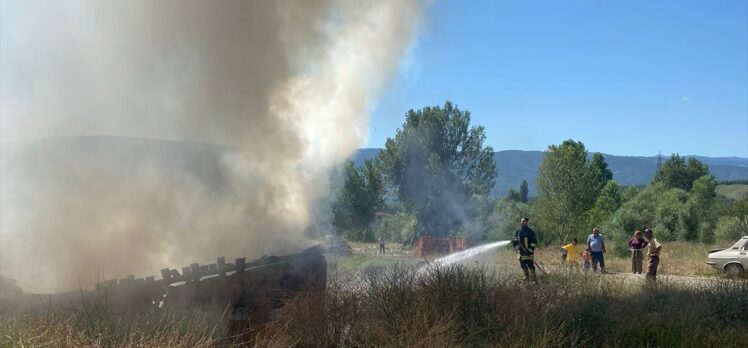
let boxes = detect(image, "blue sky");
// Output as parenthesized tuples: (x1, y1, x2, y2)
(368, 0, 748, 157)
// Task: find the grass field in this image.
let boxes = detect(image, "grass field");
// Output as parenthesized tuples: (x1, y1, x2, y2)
(716, 184, 748, 201)
(3, 265, 746, 347)
(332, 240, 735, 278)
(3, 240, 745, 347)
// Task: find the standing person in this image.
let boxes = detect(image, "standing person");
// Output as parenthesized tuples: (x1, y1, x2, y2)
(628, 230, 648, 274)
(643, 228, 662, 282)
(582, 249, 592, 273)
(378, 236, 385, 254)
(586, 228, 607, 273)
(562, 239, 582, 271)
(511, 217, 538, 281)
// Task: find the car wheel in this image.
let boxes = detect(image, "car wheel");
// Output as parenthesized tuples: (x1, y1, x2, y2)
(725, 264, 744, 278)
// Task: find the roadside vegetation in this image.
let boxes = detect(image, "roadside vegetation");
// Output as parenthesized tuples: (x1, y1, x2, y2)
(6, 265, 745, 347)
(333, 102, 748, 260)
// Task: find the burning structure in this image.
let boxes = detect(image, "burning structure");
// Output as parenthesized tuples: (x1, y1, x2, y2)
(1, 246, 327, 337)
(413, 236, 473, 257)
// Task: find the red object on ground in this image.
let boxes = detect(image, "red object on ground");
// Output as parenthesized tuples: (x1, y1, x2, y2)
(413, 236, 473, 257)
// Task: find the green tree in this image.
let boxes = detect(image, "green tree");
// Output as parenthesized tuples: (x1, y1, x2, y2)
(603, 183, 691, 255)
(535, 140, 599, 244)
(374, 209, 417, 244)
(729, 198, 748, 238)
(505, 188, 521, 202)
(519, 179, 529, 203)
(333, 159, 384, 241)
(688, 175, 718, 242)
(653, 154, 710, 191)
(377, 102, 498, 237)
(589, 153, 613, 190)
(587, 180, 623, 229)
(488, 198, 532, 241)
(715, 217, 745, 241)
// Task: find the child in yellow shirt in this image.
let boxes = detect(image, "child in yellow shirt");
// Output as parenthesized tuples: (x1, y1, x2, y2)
(562, 238, 582, 271)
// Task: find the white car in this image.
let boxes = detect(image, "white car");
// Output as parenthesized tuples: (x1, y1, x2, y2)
(707, 236, 748, 277)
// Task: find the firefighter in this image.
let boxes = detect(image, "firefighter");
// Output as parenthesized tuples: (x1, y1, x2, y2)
(512, 217, 538, 281)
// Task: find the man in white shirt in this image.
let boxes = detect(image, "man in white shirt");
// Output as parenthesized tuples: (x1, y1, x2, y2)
(643, 228, 662, 282)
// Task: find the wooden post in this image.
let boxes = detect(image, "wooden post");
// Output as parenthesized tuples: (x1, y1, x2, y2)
(235, 257, 246, 275)
(217, 257, 226, 278)
(190, 263, 200, 282)
(161, 268, 171, 283)
(182, 266, 192, 283)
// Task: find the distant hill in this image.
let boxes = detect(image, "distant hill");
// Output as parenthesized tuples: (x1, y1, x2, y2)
(352, 149, 748, 197)
(3, 137, 745, 198)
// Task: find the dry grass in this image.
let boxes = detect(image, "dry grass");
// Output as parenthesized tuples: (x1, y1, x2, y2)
(340, 240, 734, 278)
(2, 265, 746, 347)
(259, 265, 747, 347)
(3, 242, 745, 347)
(1, 312, 224, 347)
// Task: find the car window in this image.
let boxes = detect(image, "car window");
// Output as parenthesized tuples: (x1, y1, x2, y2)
(732, 239, 745, 249)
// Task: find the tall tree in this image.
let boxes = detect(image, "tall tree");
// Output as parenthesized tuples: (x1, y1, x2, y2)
(519, 179, 529, 203)
(587, 180, 623, 229)
(333, 159, 384, 241)
(535, 140, 599, 244)
(378, 101, 498, 237)
(653, 154, 710, 191)
(505, 188, 521, 202)
(589, 153, 613, 190)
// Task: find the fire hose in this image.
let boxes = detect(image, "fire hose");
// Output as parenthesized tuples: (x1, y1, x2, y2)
(516, 242, 548, 275)
(533, 260, 548, 275)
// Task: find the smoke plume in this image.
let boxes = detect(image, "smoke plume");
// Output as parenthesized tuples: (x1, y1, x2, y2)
(0, 0, 422, 292)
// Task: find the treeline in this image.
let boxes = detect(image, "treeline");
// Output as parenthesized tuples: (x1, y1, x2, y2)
(332, 101, 748, 248)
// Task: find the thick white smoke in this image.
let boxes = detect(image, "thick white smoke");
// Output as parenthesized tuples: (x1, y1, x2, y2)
(0, 0, 423, 292)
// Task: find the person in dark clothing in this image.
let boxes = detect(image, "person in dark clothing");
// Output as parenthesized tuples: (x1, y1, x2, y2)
(512, 217, 538, 281)
(378, 237, 385, 254)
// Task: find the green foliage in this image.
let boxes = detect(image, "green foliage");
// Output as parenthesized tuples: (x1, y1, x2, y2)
(535, 140, 606, 244)
(602, 177, 732, 252)
(487, 198, 531, 241)
(589, 152, 613, 191)
(587, 180, 622, 229)
(734, 198, 748, 234)
(603, 183, 687, 255)
(715, 216, 747, 241)
(334, 160, 384, 242)
(459, 195, 499, 242)
(621, 186, 640, 203)
(687, 175, 718, 242)
(519, 179, 529, 203)
(653, 154, 710, 191)
(374, 210, 417, 243)
(377, 101, 497, 237)
(504, 188, 521, 202)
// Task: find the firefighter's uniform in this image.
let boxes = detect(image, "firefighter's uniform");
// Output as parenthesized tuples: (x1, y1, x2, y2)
(513, 225, 538, 281)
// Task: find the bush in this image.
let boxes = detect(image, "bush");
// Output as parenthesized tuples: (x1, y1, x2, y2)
(7, 266, 747, 347)
(263, 265, 748, 347)
(374, 210, 417, 243)
(715, 216, 745, 241)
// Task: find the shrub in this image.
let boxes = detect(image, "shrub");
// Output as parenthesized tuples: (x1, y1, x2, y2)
(715, 216, 745, 241)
